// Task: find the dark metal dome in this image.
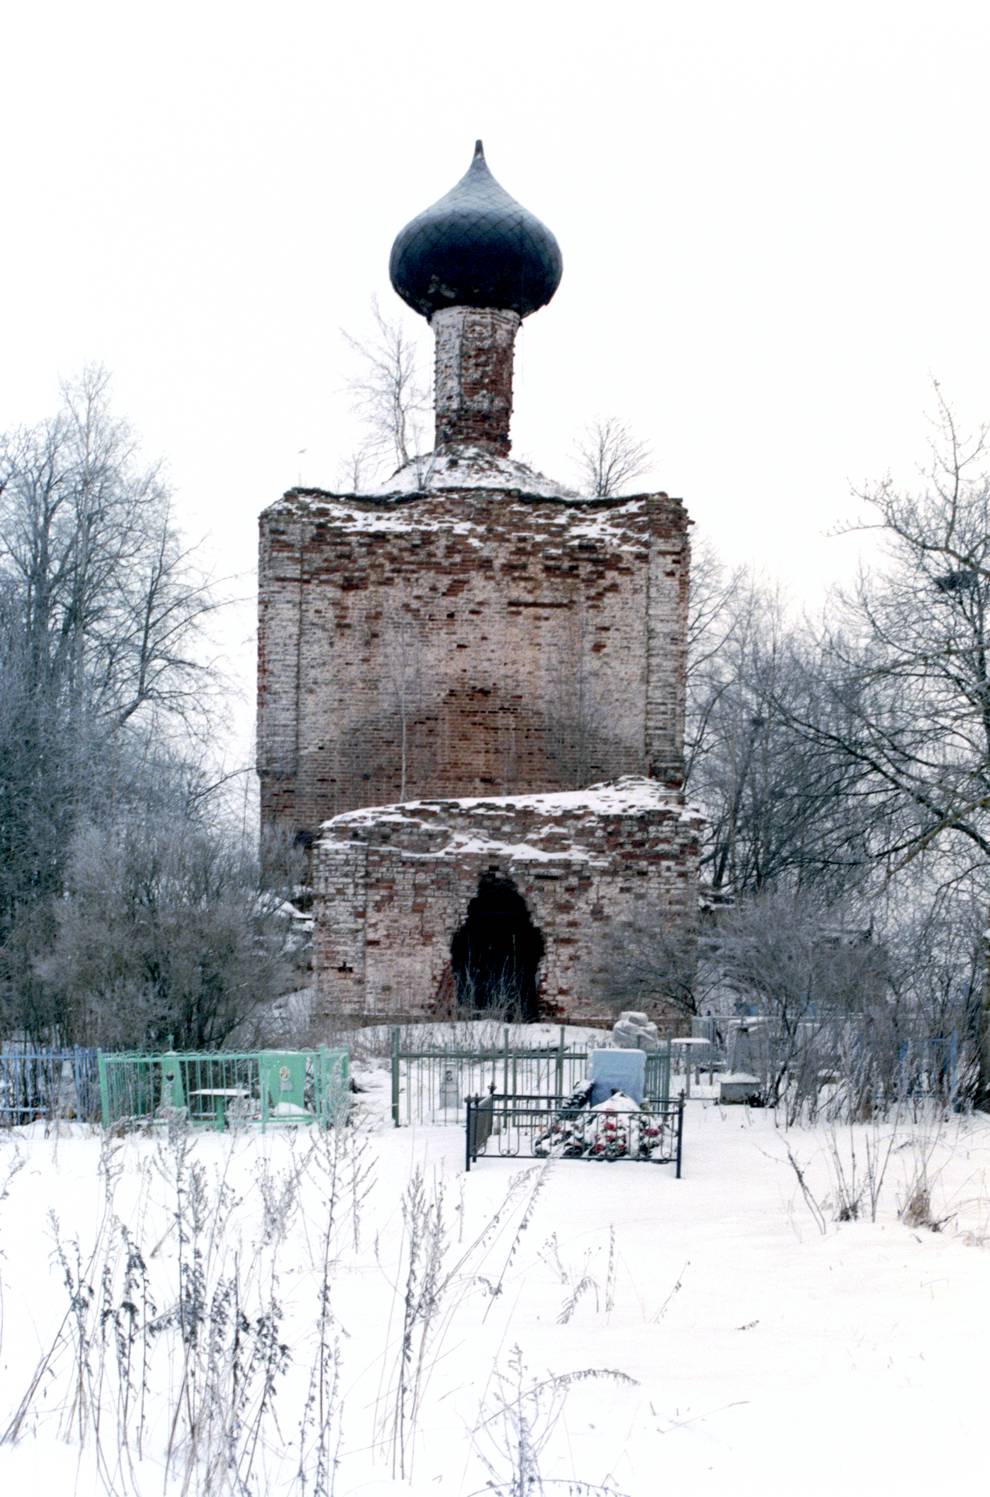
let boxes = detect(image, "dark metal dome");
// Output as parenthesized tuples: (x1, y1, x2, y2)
(389, 141, 563, 320)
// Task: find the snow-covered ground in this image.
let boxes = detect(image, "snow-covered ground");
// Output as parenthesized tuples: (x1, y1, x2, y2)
(0, 1055, 988, 1496)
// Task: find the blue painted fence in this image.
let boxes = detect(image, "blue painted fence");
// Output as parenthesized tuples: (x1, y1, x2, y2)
(0, 1046, 101, 1125)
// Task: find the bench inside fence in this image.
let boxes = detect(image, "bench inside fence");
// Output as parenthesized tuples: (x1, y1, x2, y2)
(98, 1048, 350, 1130)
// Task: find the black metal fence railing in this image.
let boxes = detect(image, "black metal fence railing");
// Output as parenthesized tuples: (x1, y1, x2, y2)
(465, 1091, 685, 1175)
(389, 1027, 673, 1126)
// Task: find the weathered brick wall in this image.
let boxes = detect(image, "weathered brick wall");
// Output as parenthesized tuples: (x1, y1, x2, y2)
(312, 778, 704, 1028)
(258, 486, 689, 845)
(432, 306, 520, 453)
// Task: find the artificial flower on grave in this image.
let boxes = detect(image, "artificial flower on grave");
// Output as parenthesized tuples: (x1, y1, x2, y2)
(536, 1087, 644, 1161)
(533, 1082, 593, 1158)
(636, 1105, 672, 1162)
(587, 1090, 639, 1160)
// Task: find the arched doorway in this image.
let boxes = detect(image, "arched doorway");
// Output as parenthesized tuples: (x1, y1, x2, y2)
(450, 872, 544, 1021)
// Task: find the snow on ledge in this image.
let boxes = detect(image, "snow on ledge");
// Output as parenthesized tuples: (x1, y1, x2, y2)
(321, 776, 704, 833)
(275, 498, 486, 538)
(272, 462, 674, 554)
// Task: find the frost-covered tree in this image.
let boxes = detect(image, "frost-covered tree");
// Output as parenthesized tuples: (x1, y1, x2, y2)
(781, 394, 990, 1101)
(340, 298, 431, 480)
(36, 805, 298, 1049)
(0, 369, 226, 1034)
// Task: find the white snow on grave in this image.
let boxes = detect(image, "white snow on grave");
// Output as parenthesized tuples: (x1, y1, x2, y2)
(590, 1089, 640, 1112)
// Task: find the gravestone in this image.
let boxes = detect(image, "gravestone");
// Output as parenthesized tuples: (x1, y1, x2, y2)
(719, 1073, 762, 1105)
(468, 1086, 496, 1153)
(613, 1012, 659, 1051)
(260, 1051, 309, 1116)
(589, 1048, 646, 1105)
(439, 1067, 462, 1111)
(159, 1053, 185, 1110)
(728, 1023, 768, 1076)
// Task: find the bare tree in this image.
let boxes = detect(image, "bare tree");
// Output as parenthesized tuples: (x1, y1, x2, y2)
(0, 368, 225, 1033)
(710, 889, 889, 1114)
(707, 880, 981, 1121)
(683, 541, 750, 790)
(36, 797, 297, 1049)
(573, 416, 652, 497)
(777, 394, 990, 1100)
(815, 404, 990, 875)
(685, 566, 874, 899)
(0, 367, 220, 730)
(591, 904, 707, 1022)
(881, 883, 983, 1103)
(341, 298, 431, 478)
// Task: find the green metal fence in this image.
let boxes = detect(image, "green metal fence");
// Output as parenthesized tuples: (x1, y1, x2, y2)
(98, 1047, 349, 1130)
(390, 1027, 672, 1126)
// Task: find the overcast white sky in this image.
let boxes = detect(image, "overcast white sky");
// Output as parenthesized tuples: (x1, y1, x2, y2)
(4, 0, 990, 758)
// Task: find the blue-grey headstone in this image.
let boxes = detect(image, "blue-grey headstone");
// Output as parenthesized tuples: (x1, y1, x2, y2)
(439, 1067, 462, 1111)
(589, 1049, 646, 1106)
(729, 1023, 768, 1076)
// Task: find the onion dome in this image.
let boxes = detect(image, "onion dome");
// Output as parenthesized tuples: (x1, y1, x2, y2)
(389, 141, 563, 320)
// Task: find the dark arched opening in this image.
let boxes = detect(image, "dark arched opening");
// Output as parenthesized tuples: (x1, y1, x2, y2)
(450, 872, 544, 1021)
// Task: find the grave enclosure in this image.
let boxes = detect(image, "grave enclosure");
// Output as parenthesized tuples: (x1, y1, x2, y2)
(388, 1025, 673, 1127)
(98, 1048, 350, 1131)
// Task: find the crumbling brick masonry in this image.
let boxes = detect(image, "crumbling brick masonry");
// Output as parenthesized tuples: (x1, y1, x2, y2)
(312, 778, 703, 1027)
(258, 485, 690, 842)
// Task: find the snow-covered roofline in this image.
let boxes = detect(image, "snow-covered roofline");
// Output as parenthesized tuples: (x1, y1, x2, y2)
(264, 446, 678, 512)
(321, 776, 704, 832)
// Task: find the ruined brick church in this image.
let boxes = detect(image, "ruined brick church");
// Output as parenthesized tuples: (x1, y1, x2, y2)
(258, 142, 702, 1025)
